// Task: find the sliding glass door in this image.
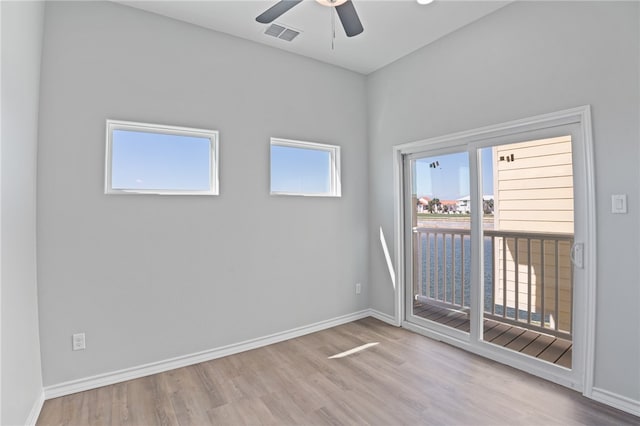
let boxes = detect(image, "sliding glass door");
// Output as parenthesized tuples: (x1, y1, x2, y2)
(479, 137, 575, 369)
(401, 114, 591, 391)
(405, 150, 472, 338)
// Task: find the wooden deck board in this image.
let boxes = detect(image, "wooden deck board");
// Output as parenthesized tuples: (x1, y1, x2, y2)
(505, 330, 540, 352)
(442, 315, 469, 329)
(538, 338, 572, 364)
(520, 334, 556, 357)
(556, 347, 572, 368)
(483, 323, 511, 342)
(483, 319, 499, 333)
(490, 326, 526, 347)
(457, 319, 471, 332)
(420, 309, 452, 322)
(413, 301, 572, 367)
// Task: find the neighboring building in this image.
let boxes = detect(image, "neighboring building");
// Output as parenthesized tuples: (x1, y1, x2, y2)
(418, 197, 463, 214)
(438, 200, 458, 213)
(456, 195, 494, 214)
(417, 196, 430, 212)
(492, 135, 574, 332)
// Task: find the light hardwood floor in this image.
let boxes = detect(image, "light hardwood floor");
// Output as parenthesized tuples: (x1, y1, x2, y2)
(38, 317, 638, 425)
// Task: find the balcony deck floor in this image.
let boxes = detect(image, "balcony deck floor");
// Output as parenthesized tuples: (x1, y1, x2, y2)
(413, 301, 572, 368)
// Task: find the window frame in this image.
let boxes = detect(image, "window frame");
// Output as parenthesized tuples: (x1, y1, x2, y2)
(269, 137, 342, 197)
(105, 119, 219, 196)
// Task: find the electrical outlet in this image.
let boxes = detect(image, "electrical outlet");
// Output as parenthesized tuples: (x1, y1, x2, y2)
(355, 282, 361, 294)
(72, 333, 86, 351)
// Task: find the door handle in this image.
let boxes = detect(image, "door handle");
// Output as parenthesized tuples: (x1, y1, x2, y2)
(571, 242, 584, 269)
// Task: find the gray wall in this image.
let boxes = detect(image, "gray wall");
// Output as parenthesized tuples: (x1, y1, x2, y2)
(367, 1, 639, 402)
(1, 1, 45, 424)
(23, 0, 640, 410)
(37, 1, 368, 386)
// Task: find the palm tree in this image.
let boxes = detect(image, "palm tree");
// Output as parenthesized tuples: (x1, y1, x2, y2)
(428, 198, 441, 213)
(483, 198, 494, 214)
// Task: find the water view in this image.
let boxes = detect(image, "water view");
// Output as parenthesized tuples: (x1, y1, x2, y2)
(416, 229, 546, 323)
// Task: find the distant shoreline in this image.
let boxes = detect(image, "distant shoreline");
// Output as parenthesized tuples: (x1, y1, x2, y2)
(417, 215, 495, 230)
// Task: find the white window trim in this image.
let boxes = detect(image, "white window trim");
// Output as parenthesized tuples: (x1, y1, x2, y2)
(270, 137, 342, 197)
(105, 119, 219, 196)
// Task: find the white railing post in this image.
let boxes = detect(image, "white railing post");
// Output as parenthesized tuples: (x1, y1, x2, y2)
(413, 226, 573, 339)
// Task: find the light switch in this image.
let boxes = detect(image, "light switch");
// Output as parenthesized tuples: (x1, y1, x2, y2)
(611, 194, 627, 214)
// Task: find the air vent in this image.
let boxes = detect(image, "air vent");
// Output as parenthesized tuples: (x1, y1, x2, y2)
(265, 24, 286, 38)
(279, 28, 300, 42)
(264, 23, 301, 42)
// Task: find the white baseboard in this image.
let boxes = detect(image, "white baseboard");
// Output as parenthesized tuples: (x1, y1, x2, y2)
(369, 309, 398, 326)
(34, 311, 640, 421)
(591, 387, 640, 417)
(25, 390, 45, 426)
(44, 309, 370, 399)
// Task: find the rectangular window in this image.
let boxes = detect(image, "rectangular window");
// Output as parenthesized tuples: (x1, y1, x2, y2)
(270, 138, 341, 197)
(105, 120, 219, 195)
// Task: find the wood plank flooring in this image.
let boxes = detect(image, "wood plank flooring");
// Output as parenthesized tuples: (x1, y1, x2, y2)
(413, 301, 573, 368)
(37, 317, 637, 426)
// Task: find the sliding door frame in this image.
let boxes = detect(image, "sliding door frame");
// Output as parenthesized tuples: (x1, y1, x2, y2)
(403, 147, 474, 341)
(392, 105, 596, 396)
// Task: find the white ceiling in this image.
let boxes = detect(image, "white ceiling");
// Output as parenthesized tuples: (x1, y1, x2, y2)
(116, 0, 511, 75)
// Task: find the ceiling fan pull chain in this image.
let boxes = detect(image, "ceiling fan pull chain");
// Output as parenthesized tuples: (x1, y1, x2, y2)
(331, 7, 336, 50)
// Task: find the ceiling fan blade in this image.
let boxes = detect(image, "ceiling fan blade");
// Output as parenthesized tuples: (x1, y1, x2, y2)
(256, 0, 303, 24)
(335, 1, 363, 37)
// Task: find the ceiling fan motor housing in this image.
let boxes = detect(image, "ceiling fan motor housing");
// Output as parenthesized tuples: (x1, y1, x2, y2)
(315, 0, 349, 7)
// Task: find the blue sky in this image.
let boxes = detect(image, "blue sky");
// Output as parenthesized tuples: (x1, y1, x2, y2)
(270, 145, 331, 193)
(111, 131, 333, 194)
(415, 148, 493, 200)
(111, 130, 211, 191)
(111, 130, 491, 198)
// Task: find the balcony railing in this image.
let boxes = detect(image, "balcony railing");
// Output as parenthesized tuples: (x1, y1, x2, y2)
(413, 227, 574, 338)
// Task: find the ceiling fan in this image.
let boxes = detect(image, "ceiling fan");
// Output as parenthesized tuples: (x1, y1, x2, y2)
(256, 0, 364, 37)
